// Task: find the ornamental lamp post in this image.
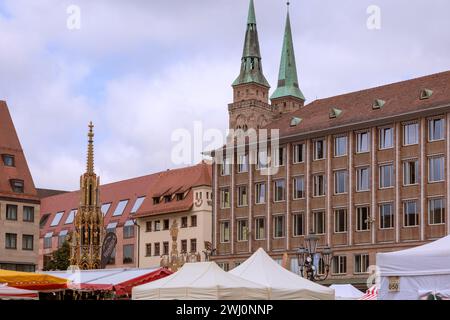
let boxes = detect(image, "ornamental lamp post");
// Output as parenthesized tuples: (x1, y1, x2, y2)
(297, 233, 334, 282)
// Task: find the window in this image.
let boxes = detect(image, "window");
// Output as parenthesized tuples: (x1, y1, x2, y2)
(356, 131, 370, 153)
(64, 209, 76, 224)
(317, 258, 326, 276)
(293, 213, 304, 236)
(181, 217, 188, 228)
(146, 221, 152, 232)
(176, 193, 184, 201)
(255, 183, 266, 204)
(6, 205, 17, 220)
(218, 263, 230, 271)
(379, 164, 394, 188)
(356, 167, 370, 191)
(163, 219, 170, 230)
(164, 195, 171, 203)
(113, 200, 128, 216)
(429, 156, 445, 182)
(50, 211, 64, 227)
(153, 197, 160, 205)
(221, 157, 231, 176)
(379, 127, 393, 149)
(404, 123, 419, 145)
(220, 221, 230, 243)
(274, 180, 286, 202)
(190, 239, 197, 253)
(154, 243, 160, 256)
(237, 220, 249, 241)
(154, 220, 161, 231)
(2, 154, 14, 166)
(313, 175, 325, 197)
(22, 235, 34, 251)
(10, 179, 24, 193)
(237, 185, 248, 207)
(354, 254, 369, 274)
(312, 211, 325, 234)
(293, 144, 305, 163)
(191, 215, 197, 227)
(332, 256, 347, 275)
(379, 203, 394, 229)
(22, 206, 34, 222)
(181, 240, 187, 253)
(314, 139, 326, 160)
(39, 214, 50, 229)
(404, 200, 419, 227)
(145, 244, 152, 256)
(273, 215, 285, 238)
(255, 217, 265, 240)
(123, 245, 134, 264)
(101, 203, 111, 216)
(274, 147, 286, 167)
(334, 170, 348, 194)
(56, 230, 67, 248)
(130, 196, 145, 214)
(43, 232, 53, 249)
(334, 136, 348, 157)
(5, 233, 17, 249)
(334, 209, 347, 233)
(238, 154, 248, 173)
(429, 118, 445, 141)
(429, 198, 445, 225)
(257, 150, 268, 170)
(220, 188, 230, 209)
(106, 222, 118, 234)
(163, 242, 169, 255)
(293, 176, 305, 199)
(403, 160, 419, 185)
(357, 207, 371, 231)
(123, 220, 135, 239)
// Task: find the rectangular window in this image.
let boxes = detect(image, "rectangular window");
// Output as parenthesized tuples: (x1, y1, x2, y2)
(273, 215, 285, 238)
(123, 245, 134, 264)
(22, 235, 34, 251)
(313, 175, 325, 197)
(429, 156, 445, 182)
(181, 217, 188, 228)
(429, 198, 445, 225)
(106, 222, 117, 234)
(404, 123, 419, 145)
(181, 240, 187, 253)
(123, 221, 135, 239)
(2, 154, 15, 167)
(314, 139, 326, 160)
(154, 243, 160, 256)
(10, 179, 24, 193)
(379, 127, 393, 149)
(113, 200, 128, 216)
(334, 136, 348, 157)
(293, 144, 305, 164)
(379, 164, 394, 188)
(220, 188, 230, 209)
(163, 219, 170, 230)
(5, 233, 17, 249)
(312, 211, 325, 234)
(293, 176, 305, 199)
(354, 254, 369, 274)
(101, 203, 112, 216)
(255, 217, 265, 240)
(238, 154, 248, 173)
(274, 180, 286, 202)
(50, 211, 64, 227)
(257, 150, 268, 170)
(218, 263, 230, 272)
(219, 221, 230, 243)
(379, 203, 394, 229)
(293, 213, 304, 236)
(237, 185, 248, 207)
(237, 219, 249, 241)
(190, 239, 197, 253)
(334, 170, 348, 194)
(403, 160, 419, 185)
(23, 206, 35, 222)
(58, 230, 68, 248)
(332, 256, 347, 275)
(404, 200, 419, 227)
(429, 118, 445, 141)
(356, 167, 370, 192)
(163, 242, 169, 255)
(130, 196, 145, 214)
(334, 209, 348, 233)
(146, 221, 152, 232)
(357, 207, 371, 231)
(154, 220, 161, 231)
(255, 183, 266, 204)
(145, 244, 152, 256)
(191, 215, 197, 227)
(221, 157, 231, 176)
(356, 131, 370, 153)
(43, 232, 53, 249)
(6, 205, 18, 221)
(274, 147, 286, 167)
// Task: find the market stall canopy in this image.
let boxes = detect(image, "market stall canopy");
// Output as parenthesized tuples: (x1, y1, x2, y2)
(132, 262, 269, 300)
(329, 284, 363, 300)
(359, 285, 378, 300)
(43, 267, 171, 296)
(0, 269, 68, 291)
(377, 235, 450, 276)
(229, 248, 335, 300)
(0, 283, 38, 300)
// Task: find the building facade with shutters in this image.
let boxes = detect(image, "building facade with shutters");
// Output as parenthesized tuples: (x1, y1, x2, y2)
(210, 1, 450, 286)
(0, 101, 40, 272)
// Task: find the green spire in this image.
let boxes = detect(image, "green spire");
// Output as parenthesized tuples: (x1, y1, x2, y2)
(232, 0, 270, 88)
(271, 6, 305, 101)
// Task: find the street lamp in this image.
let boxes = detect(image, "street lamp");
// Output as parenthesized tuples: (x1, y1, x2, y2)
(297, 234, 333, 282)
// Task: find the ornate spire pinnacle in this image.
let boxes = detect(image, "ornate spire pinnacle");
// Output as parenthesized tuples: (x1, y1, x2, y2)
(271, 3, 305, 101)
(232, 0, 270, 88)
(86, 121, 94, 174)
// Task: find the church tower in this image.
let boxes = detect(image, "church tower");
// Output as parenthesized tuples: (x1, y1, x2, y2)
(271, 3, 306, 113)
(229, 0, 274, 131)
(70, 122, 104, 270)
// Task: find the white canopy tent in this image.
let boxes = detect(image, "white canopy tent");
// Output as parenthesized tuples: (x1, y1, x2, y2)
(329, 284, 363, 300)
(132, 262, 269, 300)
(0, 284, 38, 300)
(229, 248, 335, 300)
(377, 235, 450, 300)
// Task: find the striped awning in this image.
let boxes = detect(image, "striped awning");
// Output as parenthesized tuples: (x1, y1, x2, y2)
(359, 285, 378, 300)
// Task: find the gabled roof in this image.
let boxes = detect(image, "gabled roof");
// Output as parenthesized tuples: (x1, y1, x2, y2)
(0, 101, 38, 201)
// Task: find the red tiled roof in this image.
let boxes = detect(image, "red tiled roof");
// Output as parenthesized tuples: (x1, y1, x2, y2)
(0, 101, 38, 201)
(266, 71, 450, 138)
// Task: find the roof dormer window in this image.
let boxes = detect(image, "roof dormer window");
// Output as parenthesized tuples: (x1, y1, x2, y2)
(10, 179, 24, 193)
(290, 117, 302, 127)
(420, 89, 433, 100)
(176, 193, 184, 201)
(164, 195, 172, 203)
(2, 154, 15, 167)
(153, 197, 160, 205)
(372, 99, 386, 110)
(329, 108, 342, 119)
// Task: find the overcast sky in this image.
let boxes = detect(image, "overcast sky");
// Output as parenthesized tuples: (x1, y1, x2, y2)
(1, 0, 449, 191)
